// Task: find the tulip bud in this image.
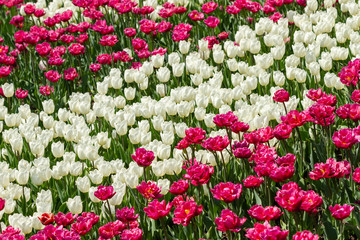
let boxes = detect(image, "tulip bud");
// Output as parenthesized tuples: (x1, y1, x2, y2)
(151, 54, 164, 68)
(67, 196, 83, 214)
(259, 72, 270, 86)
(42, 100, 55, 114)
(295, 69, 307, 83)
(2, 83, 14, 98)
(124, 87, 136, 100)
(89, 170, 103, 184)
(51, 141, 64, 158)
(179, 40, 191, 54)
(156, 67, 170, 83)
(4, 199, 16, 214)
(75, 176, 91, 193)
(273, 71, 285, 86)
(292, 42, 306, 58)
(213, 50, 225, 64)
(204, 113, 216, 128)
(15, 170, 29, 185)
(70, 162, 83, 176)
(140, 61, 154, 76)
(168, 53, 180, 66)
(110, 75, 123, 89)
(198, 39, 209, 51)
(172, 63, 185, 77)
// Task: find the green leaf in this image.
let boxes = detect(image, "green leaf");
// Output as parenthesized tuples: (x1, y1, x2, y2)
(323, 219, 338, 240)
(254, 191, 262, 205)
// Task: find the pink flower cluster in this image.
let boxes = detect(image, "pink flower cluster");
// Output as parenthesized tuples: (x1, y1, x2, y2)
(275, 182, 323, 214)
(309, 158, 351, 180)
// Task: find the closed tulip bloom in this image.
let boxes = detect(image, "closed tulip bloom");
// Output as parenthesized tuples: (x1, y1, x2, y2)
(269, 165, 295, 182)
(211, 182, 243, 203)
(215, 209, 246, 232)
(144, 199, 172, 220)
(292, 231, 319, 240)
(0, 66, 11, 78)
(124, 28, 136, 37)
(329, 204, 354, 220)
(67, 196, 83, 214)
(179, 41, 191, 54)
(231, 121, 249, 133)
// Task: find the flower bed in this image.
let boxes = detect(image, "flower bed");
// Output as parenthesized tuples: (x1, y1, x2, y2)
(0, 0, 359, 239)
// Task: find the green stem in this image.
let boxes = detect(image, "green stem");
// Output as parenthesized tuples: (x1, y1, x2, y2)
(160, 218, 169, 240)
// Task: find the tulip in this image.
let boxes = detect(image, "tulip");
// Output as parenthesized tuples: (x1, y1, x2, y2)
(292, 231, 319, 240)
(248, 205, 283, 221)
(67, 196, 83, 214)
(131, 148, 155, 167)
(329, 204, 354, 220)
(215, 209, 246, 232)
(2, 83, 14, 98)
(169, 179, 189, 195)
(144, 199, 172, 220)
(173, 200, 203, 226)
(38, 213, 54, 225)
(137, 181, 163, 199)
(211, 182, 243, 203)
(116, 207, 139, 223)
(246, 221, 289, 240)
(121, 228, 143, 240)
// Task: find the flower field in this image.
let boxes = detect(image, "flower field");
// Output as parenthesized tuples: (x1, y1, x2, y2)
(1, 0, 360, 239)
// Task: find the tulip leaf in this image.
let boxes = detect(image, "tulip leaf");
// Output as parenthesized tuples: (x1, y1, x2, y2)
(323, 218, 338, 240)
(345, 223, 360, 239)
(254, 191, 262, 205)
